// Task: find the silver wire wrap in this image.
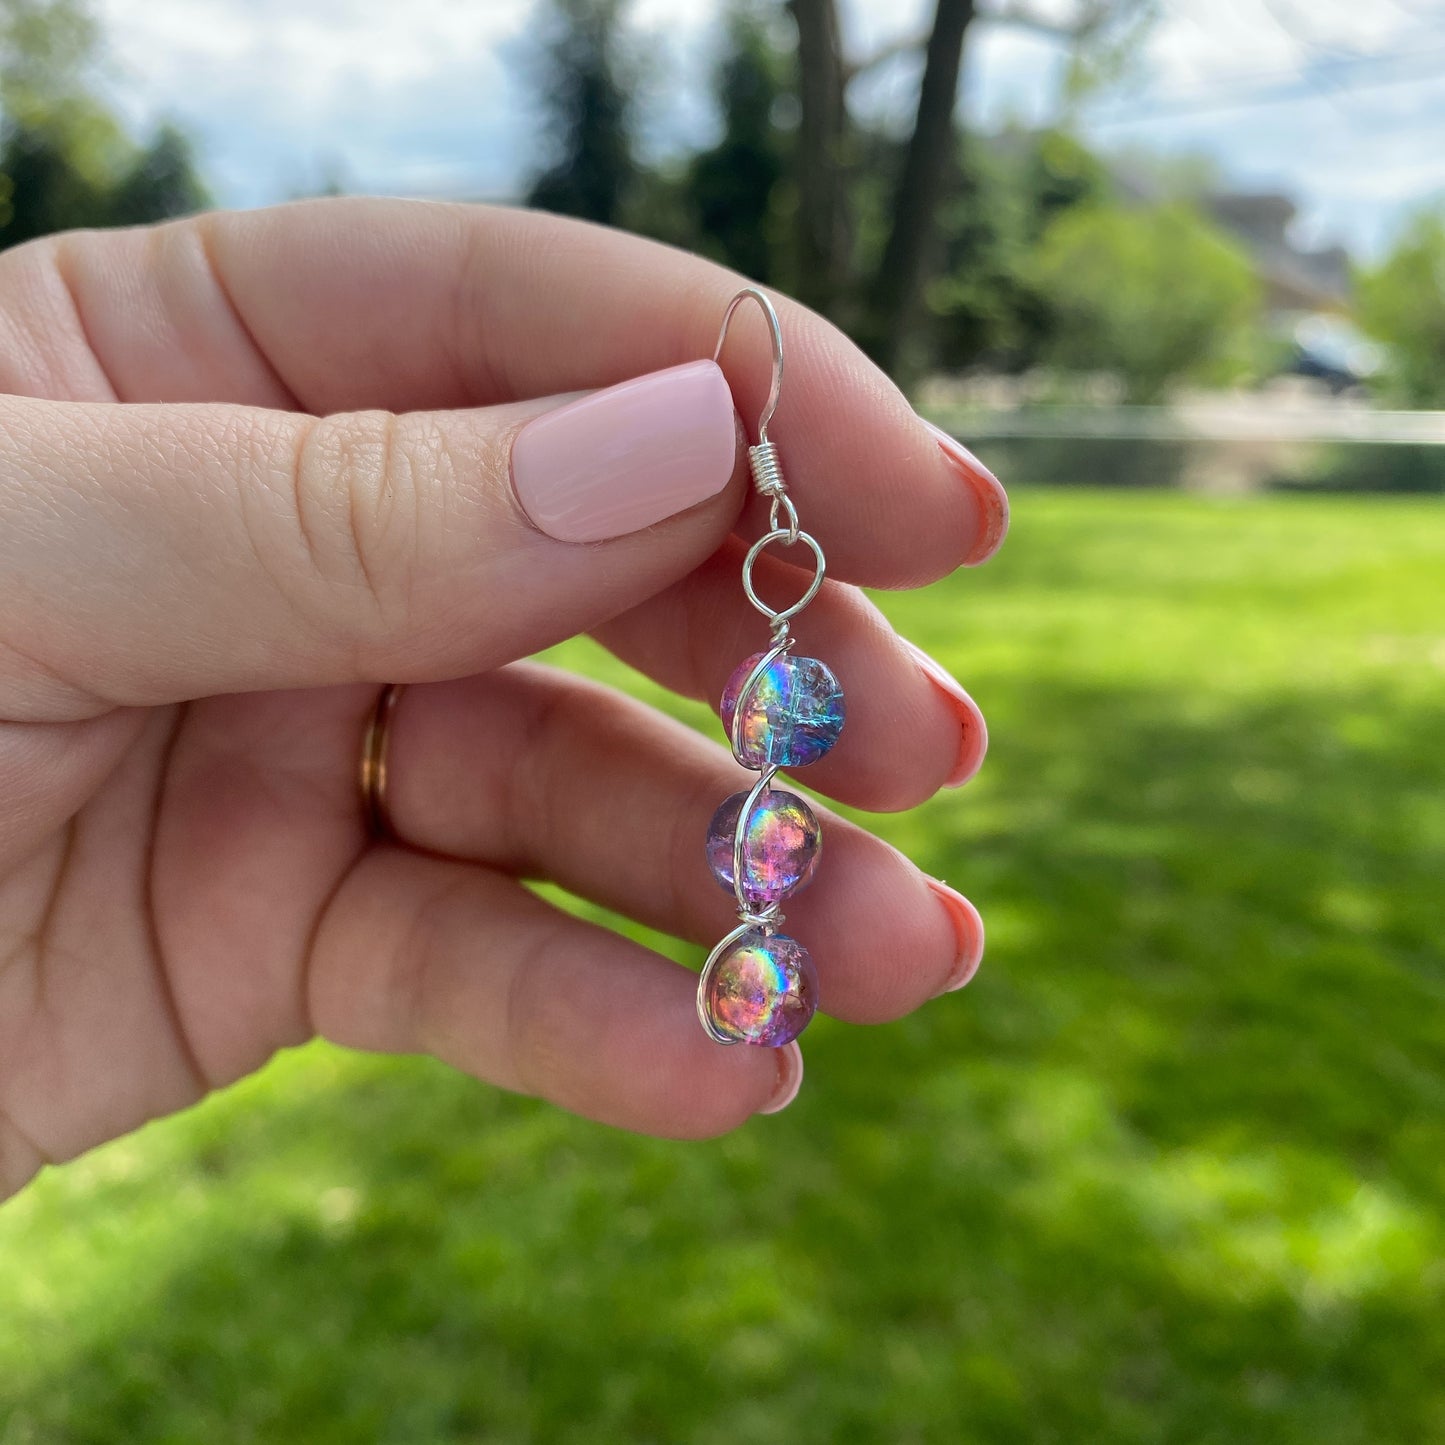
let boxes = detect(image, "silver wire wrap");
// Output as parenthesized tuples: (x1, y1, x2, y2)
(749, 439, 785, 495)
(698, 287, 827, 1045)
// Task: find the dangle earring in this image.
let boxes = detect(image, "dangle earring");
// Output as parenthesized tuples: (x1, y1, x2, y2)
(697, 288, 846, 1048)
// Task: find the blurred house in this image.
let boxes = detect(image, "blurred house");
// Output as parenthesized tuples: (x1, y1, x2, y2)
(1203, 191, 1352, 316)
(1111, 157, 1353, 316)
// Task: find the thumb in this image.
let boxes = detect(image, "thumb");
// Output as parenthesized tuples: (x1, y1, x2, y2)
(0, 361, 743, 720)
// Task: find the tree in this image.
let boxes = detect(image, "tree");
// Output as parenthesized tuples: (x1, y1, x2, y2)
(0, 1, 208, 247)
(0, 123, 81, 240)
(926, 135, 1030, 371)
(0, 0, 97, 127)
(788, 0, 849, 312)
(518, 0, 1153, 387)
(926, 127, 1107, 372)
(107, 123, 209, 227)
(0, 0, 128, 209)
(526, 0, 639, 226)
(856, 0, 975, 378)
(1021, 126, 1108, 240)
(791, 0, 1155, 383)
(1031, 201, 1260, 402)
(1357, 206, 1445, 408)
(682, 2, 788, 283)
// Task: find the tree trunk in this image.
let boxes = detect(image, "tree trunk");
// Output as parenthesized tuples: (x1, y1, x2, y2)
(862, 0, 975, 384)
(788, 0, 850, 318)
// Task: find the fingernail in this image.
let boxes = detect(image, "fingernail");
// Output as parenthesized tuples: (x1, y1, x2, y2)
(512, 360, 737, 543)
(922, 419, 1009, 565)
(758, 1041, 804, 1115)
(927, 878, 984, 993)
(901, 638, 988, 788)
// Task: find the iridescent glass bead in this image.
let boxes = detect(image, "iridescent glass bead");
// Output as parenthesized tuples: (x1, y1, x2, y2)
(703, 929, 818, 1046)
(719, 652, 845, 768)
(706, 788, 821, 905)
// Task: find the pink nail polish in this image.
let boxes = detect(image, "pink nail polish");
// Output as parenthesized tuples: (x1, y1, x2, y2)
(901, 638, 988, 788)
(758, 1041, 804, 1115)
(512, 360, 737, 543)
(922, 419, 1009, 566)
(927, 878, 984, 993)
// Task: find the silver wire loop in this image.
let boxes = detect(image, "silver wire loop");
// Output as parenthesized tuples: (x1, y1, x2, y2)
(768, 490, 801, 545)
(714, 287, 784, 443)
(741, 529, 826, 627)
(697, 921, 757, 1044)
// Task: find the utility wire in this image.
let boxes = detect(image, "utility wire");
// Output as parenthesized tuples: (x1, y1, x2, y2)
(1082, 43, 1445, 123)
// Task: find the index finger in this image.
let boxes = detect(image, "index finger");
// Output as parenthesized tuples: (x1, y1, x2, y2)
(32, 198, 1006, 586)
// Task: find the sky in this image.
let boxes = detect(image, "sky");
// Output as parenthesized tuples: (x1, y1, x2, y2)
(91, 0, 1445, 260)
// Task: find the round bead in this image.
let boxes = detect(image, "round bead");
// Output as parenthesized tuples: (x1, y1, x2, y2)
(706, 789, 822, 905)
(703, 930, 819, 1046)
(720, 652, 846, 768)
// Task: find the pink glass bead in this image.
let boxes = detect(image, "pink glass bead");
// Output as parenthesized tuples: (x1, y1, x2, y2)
(704, 929, 819, 1046)
(720, 652, 846, 769)
(706, 789, 821, 905)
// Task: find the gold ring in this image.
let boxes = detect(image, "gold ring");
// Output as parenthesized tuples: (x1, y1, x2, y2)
(359, 683, 406, 839)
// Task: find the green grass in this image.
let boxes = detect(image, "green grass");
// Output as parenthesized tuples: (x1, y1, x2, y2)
(3, 490, 1443, 1444)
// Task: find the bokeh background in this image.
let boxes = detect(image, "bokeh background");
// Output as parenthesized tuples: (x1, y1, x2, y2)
(1, 2, 1443, 1440)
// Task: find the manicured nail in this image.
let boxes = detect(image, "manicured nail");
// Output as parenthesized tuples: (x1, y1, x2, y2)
(512, 360, 737, 543)
(922, 419, 1009, 565)
(901, 638, 988, 788)
(758, 1041, 804, 1115)
(927, 878, 984, 993)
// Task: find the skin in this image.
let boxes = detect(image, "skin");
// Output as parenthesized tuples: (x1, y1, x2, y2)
(0, 198, 1001, 1201)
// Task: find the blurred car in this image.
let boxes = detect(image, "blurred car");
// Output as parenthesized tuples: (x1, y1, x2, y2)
(1282, 312, 1388, 394)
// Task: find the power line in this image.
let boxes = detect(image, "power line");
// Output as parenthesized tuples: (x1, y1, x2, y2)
(1082, 43, 1445, 124)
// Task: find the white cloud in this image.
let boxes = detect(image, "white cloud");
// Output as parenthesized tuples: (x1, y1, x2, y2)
(85, 0, 1445, 254)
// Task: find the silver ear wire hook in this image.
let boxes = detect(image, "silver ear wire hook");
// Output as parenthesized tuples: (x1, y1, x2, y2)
(714, 287, 795, 538)
(713, 286, 784, 445)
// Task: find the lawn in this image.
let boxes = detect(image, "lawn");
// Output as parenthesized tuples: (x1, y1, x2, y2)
(1, 490, 1442, 1444)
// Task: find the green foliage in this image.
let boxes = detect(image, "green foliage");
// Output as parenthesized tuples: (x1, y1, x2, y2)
(516, 6, 1230, 389)
(0, 117, 208, 245)
(679, 2, 789, 283)
(1357, 206, 1445, 408)
(516, 5, 1173, 384)
(593, 1, 793, 283)
(0, 120, 92, 239)
(0, 0, 98, 129)
(928, 129, 1109, 372)
(927, 141, 1036, 370)
(106, 123, 209, 227)
(1022, 127, 1109, 239)
(0, 1, 208, 246)
(0, 0, 131, 207)
(525, 0, 639, 226)
(1033, 201, 1262, 401)
(3, 491, 1443, 1442)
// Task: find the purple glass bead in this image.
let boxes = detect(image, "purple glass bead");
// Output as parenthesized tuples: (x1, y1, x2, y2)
(706, 789, 821, 905)
(720, 652, 846, 768)
(704, 930, 819, 1046)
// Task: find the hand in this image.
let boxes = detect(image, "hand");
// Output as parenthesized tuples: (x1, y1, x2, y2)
(0, 198, 1007, 1198)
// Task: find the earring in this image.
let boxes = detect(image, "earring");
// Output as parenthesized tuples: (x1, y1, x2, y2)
(697, 288, 846, 1048)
